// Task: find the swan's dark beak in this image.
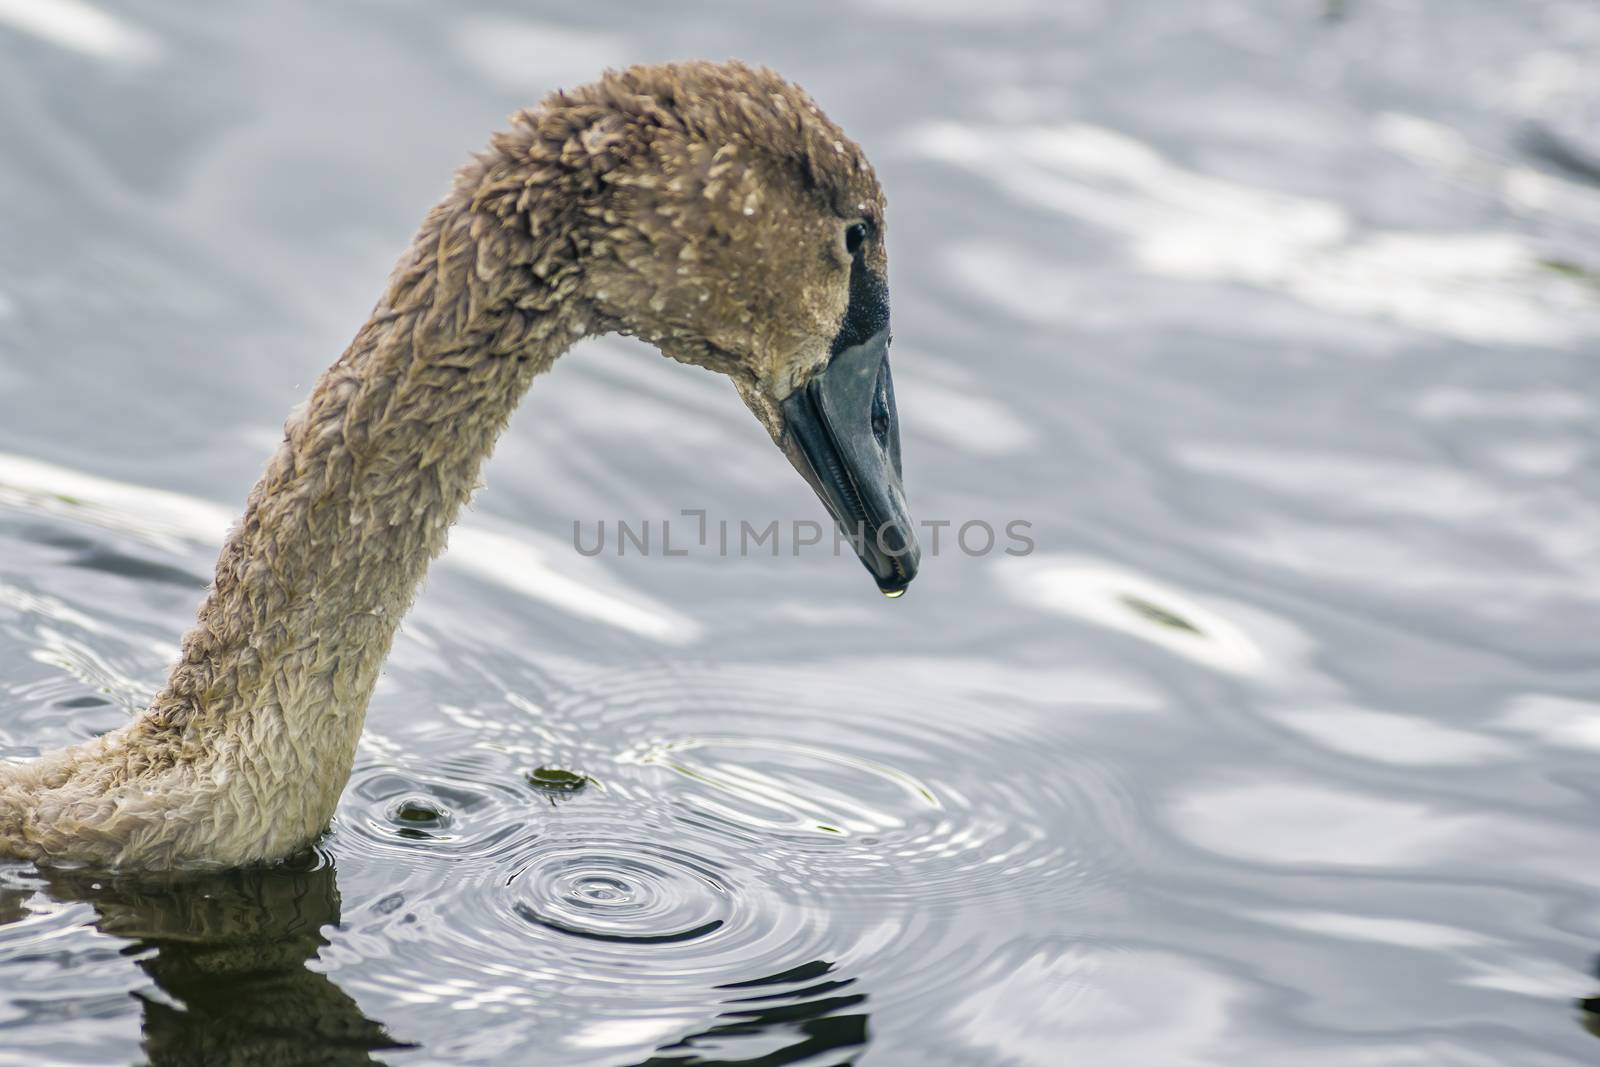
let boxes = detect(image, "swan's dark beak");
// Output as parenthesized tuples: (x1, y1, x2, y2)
(780, 329, 920, 595)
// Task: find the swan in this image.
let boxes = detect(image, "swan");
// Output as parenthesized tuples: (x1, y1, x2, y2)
(0, 60, 920, 870)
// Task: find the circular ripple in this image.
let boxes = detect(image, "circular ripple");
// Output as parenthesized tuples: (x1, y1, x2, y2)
(343, 757, 538, 858)
(386, 796, 454, 838)
(334, 741, 839, 1017)
(321, 652, 1149, 1062)
(508, 841, 729, 945)
(548, 658, 1145, 912)
(618, 735, 940, 837)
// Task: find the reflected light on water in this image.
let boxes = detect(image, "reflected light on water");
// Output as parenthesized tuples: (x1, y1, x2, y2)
(996, 555, 1267, 675)
(1497, 695, 1600, 753)
(0, 452, 698, 645)
(950, 943, 1234, 1067)
(905, 120, 1597, 344)
(0, 0, 159, 64)
(450, 17, 624, 92)
(1248, 910, 1495, 950)
(1169, 780, 1493, 867)
(1274, 704, 1514, 766)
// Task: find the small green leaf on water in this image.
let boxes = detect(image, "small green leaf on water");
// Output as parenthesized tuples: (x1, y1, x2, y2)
(390, 799, 448, 828)
(394, 800, 442, 822)
(526, 767, 590, 793)
(1538, 258, 1600, 288)
(1119, 593, 1203, 635)
(387, 798, 449, 838)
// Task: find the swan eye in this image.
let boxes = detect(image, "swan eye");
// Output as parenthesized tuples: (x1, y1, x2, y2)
(844, 222, 869, 256)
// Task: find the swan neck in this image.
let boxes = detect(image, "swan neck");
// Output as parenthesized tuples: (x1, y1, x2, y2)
(121, 160, 582, 861)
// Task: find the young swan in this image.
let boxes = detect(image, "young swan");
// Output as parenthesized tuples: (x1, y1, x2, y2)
(0, 61, 920, 870)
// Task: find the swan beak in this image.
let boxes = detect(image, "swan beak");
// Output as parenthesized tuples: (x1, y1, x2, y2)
(779, 329, 920, 595)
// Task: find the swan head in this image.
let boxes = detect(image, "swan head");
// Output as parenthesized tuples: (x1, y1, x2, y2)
(528, 61, 920, 594)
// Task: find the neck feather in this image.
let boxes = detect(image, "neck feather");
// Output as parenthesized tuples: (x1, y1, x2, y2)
(124, 154, 584, 855)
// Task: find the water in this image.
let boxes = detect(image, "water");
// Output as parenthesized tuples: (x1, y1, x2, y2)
(1, 0, 1598, 1063)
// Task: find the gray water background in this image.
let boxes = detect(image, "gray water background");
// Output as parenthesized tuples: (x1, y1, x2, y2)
(1, 0, 1599, 1063)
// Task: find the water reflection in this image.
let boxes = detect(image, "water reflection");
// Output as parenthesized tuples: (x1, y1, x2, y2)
(907, 117, 1597, 345)
(0, 0, 161, 65)
(0, 855, 408, 1066)
(1580, 956, 1600, 1040)
(1522, 123, 1600, 188)
(0, 851, 881, 1066)
(628, 961, 868, 1066)
(0, 452, 700, 646)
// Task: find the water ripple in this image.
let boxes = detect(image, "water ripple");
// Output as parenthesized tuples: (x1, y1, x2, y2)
(507, 841, 730, 945)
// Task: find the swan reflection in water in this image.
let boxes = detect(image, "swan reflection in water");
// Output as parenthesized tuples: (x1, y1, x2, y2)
(629, 960, 869, 1067)
(1581, 957, 1600, 1042)
(0, 856, 871, 1066)
(0, 852, 406, 1066)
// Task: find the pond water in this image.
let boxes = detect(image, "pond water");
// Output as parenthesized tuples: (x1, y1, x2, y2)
(2, 1, 1599, 1064)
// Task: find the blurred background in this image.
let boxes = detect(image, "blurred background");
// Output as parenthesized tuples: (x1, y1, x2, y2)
(1, 1, 1599, 1064)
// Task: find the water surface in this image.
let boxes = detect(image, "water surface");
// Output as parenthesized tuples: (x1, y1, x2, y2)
(2, 1, 1600, 1064)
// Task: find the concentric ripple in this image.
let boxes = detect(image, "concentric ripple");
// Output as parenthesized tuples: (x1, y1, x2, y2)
(344, 757, 539, 857)
(617, 735, 941, 837)
(1, 467, 1146, 1064)
(545, 657, 1147, 912)
(507, 841, 729, 945)
(2, 496, 1153, 1064)
(335, 738, 840, 1026)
